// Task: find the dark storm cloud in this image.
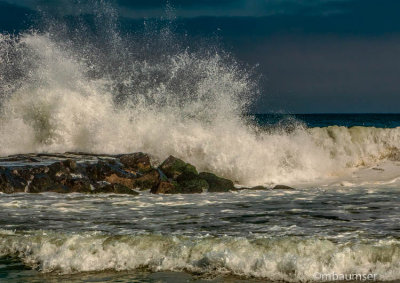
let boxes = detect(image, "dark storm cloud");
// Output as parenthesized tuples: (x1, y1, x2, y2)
(243, 35, 400, 113)
(2, 0, 350, 18)
(116, 0, 347, 18)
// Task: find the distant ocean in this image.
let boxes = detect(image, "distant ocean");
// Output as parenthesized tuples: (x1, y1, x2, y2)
(253, 113, 400, 128)
(1, 2, 400, 282)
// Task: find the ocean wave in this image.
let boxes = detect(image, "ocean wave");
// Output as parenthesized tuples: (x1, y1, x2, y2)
(1, 14, 400, 186)
(0, 230, 399, 281)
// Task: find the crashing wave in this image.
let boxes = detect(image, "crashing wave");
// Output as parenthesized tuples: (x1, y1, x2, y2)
(1, 8, 400, 186)
(0, 230, 399, 281)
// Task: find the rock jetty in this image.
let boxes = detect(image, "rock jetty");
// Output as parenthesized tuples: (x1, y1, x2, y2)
(0, 153, 294, 194)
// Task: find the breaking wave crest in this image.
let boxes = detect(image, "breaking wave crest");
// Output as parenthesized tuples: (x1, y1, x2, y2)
(1, 6, 400, 186)
(0, 230, 399, 281)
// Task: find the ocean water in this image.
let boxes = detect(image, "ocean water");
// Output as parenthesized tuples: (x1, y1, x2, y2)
(0, 176, 400, 282)
(253, 113, 400, 128)
(1, 3, 400, 282)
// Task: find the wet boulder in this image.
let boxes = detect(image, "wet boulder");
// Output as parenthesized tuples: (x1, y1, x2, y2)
(155, 156, 211, 194)
(85, 161, 113, 181)
(151, 180, 179, 194)
(199, 172, 234, 192)
(86, 160, 137, 184)
(64, 178, 92, 193)
(119, 152, 152, 173)
(159, 156, 197, 179)
(28, 173, 54, 193)
(13, 166, 48, 183)
(48, 159, 77, 176)
(104, 173, 136, 189)
(176, 172, 208, 193)
(132, 169, 160, 191)
(0, 167, 27, 193)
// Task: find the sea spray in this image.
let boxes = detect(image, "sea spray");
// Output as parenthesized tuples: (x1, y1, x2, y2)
(1, 5, 400, 186)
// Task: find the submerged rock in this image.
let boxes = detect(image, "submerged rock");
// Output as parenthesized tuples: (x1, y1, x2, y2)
(231, 185, 269, 191)
(249, 186, 269, 190)
(272, 184, 295, 190)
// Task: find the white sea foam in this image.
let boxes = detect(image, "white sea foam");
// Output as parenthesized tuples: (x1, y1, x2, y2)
(0, 230, 399, 281)
(1, 20, 400, 187)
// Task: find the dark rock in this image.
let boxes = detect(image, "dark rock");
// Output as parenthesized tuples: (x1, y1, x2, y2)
(151, 172, 207, 194)
(48, 159, 77, 175)
(12, 166, 47, 182)
(0, 174, 14, 194)
(176, 172, 208, 194)
(46, 184, 71, 193)
(85, 160, 136, 182)
(113, 184, 139, 195)
(65, 178, 91, 193)
(62, 159, 77, 170)
(28, 173, 54, 193)
(230, 186, 268, 191)
(104, 173, 136, 189)
(133, 169, 160, 191)
(119, 153, 152, 173)
(178, 178, 208, 194)
(199, 172, 234, 192)
(92, 182, 138, 195)
(249, 186, 269, 190)
(85, 161, 113, 181)
(151, 180, 179, 194)
(48, 162, 71, 184)
(235, 185, 295, 191)
(2, 152, 290, 195)
(93, 181, 114, 193)
(0, 167, 27, 193)
(159, 156, 197, 179)
(157, 168, 168, 181)
(272, 184, 295, 190)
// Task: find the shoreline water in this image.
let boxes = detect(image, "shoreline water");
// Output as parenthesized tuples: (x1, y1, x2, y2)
(1, 188, 399, 282)
(1, 150, 400, 281)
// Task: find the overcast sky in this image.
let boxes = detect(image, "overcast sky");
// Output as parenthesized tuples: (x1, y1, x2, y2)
(1, 0, 400, 113)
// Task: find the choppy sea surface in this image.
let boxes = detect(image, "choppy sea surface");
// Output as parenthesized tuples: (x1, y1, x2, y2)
(0, 186, 399, 282)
